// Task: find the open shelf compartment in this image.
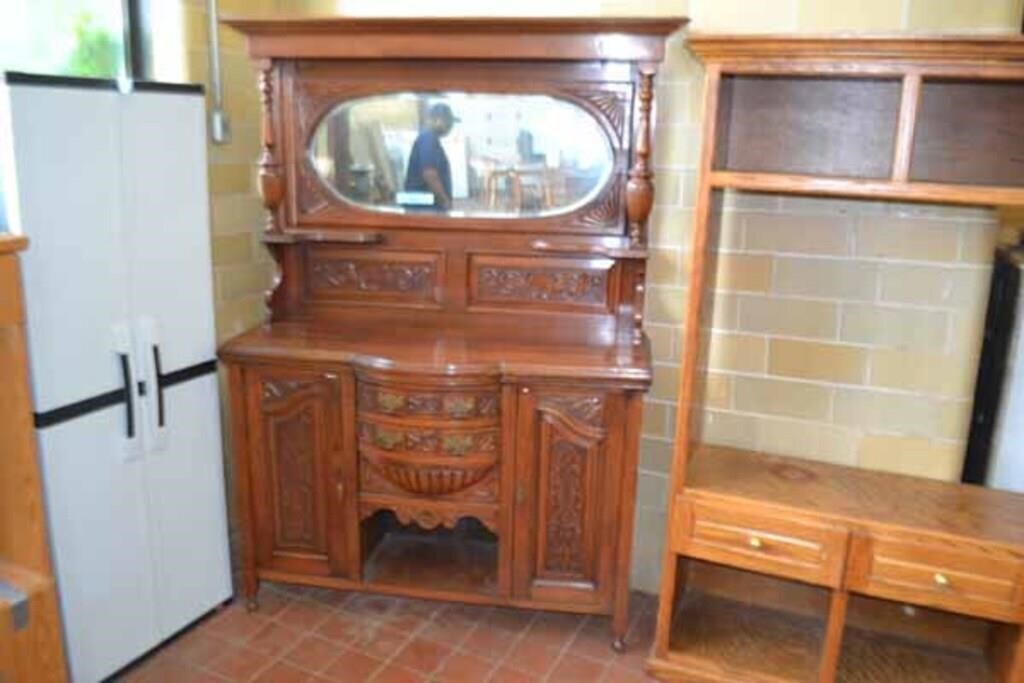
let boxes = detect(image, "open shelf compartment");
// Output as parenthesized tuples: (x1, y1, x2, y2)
(361, 509, 499, 596)
(665, 558, 832, 682)
(910, 78, 1024, 188)
(837, 595, 1015, 683)
(713, 75, 902, 179)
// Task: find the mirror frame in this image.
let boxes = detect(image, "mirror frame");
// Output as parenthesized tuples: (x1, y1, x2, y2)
(281, 61, 636, 235)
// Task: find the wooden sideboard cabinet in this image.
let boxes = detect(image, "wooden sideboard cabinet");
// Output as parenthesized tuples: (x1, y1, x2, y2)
(220, 16, 685, 648)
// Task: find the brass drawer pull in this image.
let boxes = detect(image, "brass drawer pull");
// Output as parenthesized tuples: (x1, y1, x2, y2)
(934, 572, 950, 588)
(748, 536, 763, 550)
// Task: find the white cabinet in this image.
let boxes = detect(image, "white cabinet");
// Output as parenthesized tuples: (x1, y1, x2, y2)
(0, 75, 231, 682)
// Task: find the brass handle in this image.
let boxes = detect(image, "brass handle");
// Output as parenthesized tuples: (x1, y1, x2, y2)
(934, 572, 950, 588)
(748, 536, 763, 550)
(336, 481, 345, 502)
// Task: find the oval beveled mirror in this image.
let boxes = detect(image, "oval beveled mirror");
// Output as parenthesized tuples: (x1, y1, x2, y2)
(307, 93, 615, 218)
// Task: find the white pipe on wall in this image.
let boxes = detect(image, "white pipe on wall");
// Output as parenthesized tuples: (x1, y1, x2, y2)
(207, 0, 230, 144)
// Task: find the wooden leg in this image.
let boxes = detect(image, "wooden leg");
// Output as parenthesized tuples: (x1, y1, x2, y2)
(243, 572, 260, 612)
(990, 623, 1024, 682)
(818, 590, 848, 683)
(612, 593, 629, 653)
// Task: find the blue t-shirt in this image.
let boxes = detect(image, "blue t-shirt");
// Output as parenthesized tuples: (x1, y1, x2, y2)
(404, 129, 452, 206)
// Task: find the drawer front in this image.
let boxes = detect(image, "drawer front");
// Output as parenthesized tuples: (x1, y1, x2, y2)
(847, 532, 1024, 622)
(358, 420, 499, 457)
(672, 496, 849, 588)
(358, 382, 499, 422)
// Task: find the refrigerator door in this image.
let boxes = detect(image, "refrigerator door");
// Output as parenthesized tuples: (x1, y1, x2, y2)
(36, 408, 160, 683)
(140, 373, 232, 636)
(120, 90, 232, 636)
(0, 84, 133, 418)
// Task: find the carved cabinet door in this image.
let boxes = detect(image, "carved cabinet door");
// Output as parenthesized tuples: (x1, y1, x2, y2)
(512, 387, 626, 608)
(245, 365, 358, 578)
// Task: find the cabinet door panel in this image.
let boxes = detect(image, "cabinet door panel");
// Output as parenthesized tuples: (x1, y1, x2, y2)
(246, 366, 354, 577)
(514, 389, 623, 607)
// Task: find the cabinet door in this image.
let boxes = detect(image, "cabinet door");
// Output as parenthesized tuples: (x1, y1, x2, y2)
(513, 387, 625, 608)
(245, 366, 356, 578)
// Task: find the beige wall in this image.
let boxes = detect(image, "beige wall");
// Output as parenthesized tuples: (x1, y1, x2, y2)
(184, 0, 1023, 593)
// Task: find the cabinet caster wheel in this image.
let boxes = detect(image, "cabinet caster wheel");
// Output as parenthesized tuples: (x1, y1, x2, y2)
(245, 597, 259, 613)
(611, 637, 626, 653)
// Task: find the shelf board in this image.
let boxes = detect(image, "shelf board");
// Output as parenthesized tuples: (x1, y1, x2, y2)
(837, 626, 995, 683)
(684, 445, 1024, 548)
(363, 530, 498, 596)
(666, 590, 824, 683)
(709, 170, 1024, 207)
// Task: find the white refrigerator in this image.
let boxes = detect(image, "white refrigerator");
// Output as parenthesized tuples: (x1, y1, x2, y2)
(0, 74, 232, 682)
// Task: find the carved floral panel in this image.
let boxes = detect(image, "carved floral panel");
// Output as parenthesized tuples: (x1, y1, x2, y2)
(470, 255, 613, 311)
(271, 406, 319, 549)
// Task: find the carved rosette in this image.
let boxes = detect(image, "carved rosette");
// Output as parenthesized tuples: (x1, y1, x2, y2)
(478, 267, 608, 305)
(626, 70, 656, 246)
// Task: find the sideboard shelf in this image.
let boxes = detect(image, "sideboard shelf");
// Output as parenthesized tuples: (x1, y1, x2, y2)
(650, 34, 1024, 682)
(709, 171, 1024, 208)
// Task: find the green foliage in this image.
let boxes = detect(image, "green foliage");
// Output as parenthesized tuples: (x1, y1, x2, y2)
(63, 12, 120, 78)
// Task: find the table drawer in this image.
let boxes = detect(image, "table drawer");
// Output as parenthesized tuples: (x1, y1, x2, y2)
(847, 532, 1024, 622)
(672, 496, 849, 588)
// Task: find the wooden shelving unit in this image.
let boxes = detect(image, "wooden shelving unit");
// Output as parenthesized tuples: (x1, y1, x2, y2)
(649, 35, 1024, 683)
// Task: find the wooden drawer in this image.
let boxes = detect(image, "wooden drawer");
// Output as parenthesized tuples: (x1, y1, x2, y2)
(847, 531, 1024, 622)
(357, 382, 499, 422)
(672, 495, 849, 588)
(358, 420, 499, 457)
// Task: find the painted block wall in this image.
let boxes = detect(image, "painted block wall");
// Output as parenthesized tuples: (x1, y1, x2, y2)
(183, 0, 1022, 592)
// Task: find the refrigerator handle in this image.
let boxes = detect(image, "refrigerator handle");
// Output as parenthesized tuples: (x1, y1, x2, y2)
(135, 316, 168, 452)
(152, 344, 165, 428)
(112, 322, 144, 460)
(117, 352, 135, 439)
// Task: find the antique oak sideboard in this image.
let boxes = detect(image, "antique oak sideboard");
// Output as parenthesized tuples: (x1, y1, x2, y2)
(220, 16, 685, 649)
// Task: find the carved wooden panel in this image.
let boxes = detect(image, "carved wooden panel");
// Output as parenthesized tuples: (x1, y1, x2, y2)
(536, 416, 601, 579)
(514, 388, 616, 604)
(271, 405, 318, 546)
(360, 462, 499, 503)
(358, 383, 500, 421)
(361, 449, 497, 497)
(358, 499, 499, 535)
(253, 371, 342, 562)
(306, 248, 443, 307)
(469, 255, 616, 313)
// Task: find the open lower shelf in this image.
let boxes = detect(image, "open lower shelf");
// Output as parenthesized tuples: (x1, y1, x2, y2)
(362, 513, 498, 596)
(837, 625, 994, 683)
(668, 591, 824, 682)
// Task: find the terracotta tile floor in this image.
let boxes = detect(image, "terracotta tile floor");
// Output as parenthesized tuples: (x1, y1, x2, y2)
(117, 584, 660, 682)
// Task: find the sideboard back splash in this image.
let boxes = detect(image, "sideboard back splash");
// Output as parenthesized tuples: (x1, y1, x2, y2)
(275, 236, 643, 321)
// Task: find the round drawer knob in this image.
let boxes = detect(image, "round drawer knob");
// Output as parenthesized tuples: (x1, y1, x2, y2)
(934, 573, 950, 587)
(748, 536, 763, 550)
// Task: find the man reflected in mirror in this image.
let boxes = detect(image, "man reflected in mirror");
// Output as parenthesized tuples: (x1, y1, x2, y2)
(404, 102, 458, 210)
